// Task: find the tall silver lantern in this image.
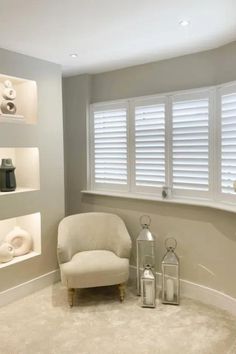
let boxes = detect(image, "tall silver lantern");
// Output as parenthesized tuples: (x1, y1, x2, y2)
(136, 215, 155, 296)
(162, 238, 180, 305)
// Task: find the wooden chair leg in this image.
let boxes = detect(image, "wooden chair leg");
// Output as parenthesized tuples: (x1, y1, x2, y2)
(118, 283, 125, 302)
(68, 288, 75, 307)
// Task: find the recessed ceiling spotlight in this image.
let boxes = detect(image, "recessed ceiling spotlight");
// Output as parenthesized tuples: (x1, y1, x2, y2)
(70, 53, 78, 58)
(179, 20, 190, 27)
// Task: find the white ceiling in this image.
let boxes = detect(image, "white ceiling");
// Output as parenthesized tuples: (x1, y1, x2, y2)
(0, 0, 236, 77)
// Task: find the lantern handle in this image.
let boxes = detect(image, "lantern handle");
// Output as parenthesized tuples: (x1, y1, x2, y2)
(139, 215, 151, 228)
(165, 237, 177, 251)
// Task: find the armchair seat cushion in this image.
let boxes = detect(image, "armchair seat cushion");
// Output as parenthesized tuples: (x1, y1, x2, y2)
(60, 250, 129, 289)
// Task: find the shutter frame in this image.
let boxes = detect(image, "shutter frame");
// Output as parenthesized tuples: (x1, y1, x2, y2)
(90, 101, 129, 192)
(171, 91, 212, 199)
(217, 84, 236, 202)
(132, 96, 167, 195)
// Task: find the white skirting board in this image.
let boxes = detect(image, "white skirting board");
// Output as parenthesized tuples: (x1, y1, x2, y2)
(0, 269, 60, 307)
(129, 266, 236, 316)
(1, 266, 236, 315)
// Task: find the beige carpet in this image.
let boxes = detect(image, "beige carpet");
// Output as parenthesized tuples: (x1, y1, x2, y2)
(0, 282, 236, 354)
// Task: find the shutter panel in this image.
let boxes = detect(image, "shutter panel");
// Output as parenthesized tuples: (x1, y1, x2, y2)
(172, 95, 209, 193)
(134, 102, 166, 190)
(92, 105, 128, 190)
(221, 92, 236, 194)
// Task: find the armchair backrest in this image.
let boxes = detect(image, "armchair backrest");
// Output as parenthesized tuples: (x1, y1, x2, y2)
(57, 212, 131, 263)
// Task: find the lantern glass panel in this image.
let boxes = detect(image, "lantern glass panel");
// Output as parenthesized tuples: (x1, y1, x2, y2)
(138, 240, 155, 267)
(162, 264, 179, 304)
(137, 240, 155, 295)
(141, 278, 155, 307)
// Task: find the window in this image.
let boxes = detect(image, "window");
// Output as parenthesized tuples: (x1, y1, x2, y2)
(134, 98, 166, 194)
(219, 85, 236, 199)
(90, 102, 128, 191)
(88, 83, 236, 206)
(171, 92, 211, 198)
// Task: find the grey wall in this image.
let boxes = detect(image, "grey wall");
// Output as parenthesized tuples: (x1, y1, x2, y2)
(63, 41, 236, 298)
(63, 74, 91, 214)
(0, 48, 65, 292)
(92, 41, 236, 102)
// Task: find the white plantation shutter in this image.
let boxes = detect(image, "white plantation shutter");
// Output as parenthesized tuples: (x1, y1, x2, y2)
(88, 83, 236, 207)
(91, 103, 128, 191)
(220, 89, 236, 195)
(134, 100, 166, 192)
(172, 93, 210, 196)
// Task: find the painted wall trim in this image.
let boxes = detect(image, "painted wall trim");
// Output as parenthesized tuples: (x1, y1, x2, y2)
(0, 269, 60, 307)
(130, 266, 236, 316)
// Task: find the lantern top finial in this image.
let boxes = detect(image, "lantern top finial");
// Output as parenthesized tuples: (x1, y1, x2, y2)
(162, 238, 179, 265)
(137, 215, 155, 241)
(165, 237, 177, 251)
(139, 215, 151, 228)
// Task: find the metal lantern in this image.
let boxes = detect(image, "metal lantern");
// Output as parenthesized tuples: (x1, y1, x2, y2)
(136, 215, 155, 296)
(162, 238, 180, 305)
(141, 264, 156, 308)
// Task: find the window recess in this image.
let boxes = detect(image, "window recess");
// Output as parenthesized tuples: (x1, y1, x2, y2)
(88, 82, 236, 207)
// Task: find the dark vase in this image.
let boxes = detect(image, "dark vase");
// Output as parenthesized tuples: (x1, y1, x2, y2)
(0, 159, 16, 192)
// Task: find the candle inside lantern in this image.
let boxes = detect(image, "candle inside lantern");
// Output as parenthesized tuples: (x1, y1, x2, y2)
(145, 281, 152, 305)
(166, 278, 174, 302)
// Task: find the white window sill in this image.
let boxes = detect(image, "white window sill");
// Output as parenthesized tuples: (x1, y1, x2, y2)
(81, 190, 236, 214)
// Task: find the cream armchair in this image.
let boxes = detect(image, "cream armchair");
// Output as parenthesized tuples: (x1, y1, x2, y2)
(57, 212, 132, 306)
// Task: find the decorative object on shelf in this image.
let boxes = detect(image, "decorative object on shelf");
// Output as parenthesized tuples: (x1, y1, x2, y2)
(0, 80, 17, 115)
(0, 101, 17, 114)
(141, 264, 156, 308)
(162, 238, 180, 305)
(136, 215, 156, 296)
(5, 226, 33, 256)
(0, 158, 16, 192)
(0, 242, 14, 263)
(2, 80, 16, 100)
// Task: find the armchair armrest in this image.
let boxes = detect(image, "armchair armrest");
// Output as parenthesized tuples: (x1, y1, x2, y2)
(57, 243, 72, 264)
(57, 220, 75, 264)
(113, 221, 132, 259)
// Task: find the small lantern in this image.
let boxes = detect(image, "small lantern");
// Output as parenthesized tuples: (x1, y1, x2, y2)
(141, 264, 156, 308)
(136, 215, 155, 296)
(162, 238, 180, 305)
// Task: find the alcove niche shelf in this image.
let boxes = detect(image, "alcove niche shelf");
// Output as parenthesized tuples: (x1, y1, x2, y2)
(0, 147, 40, 195)
(0, 212, 41, 268)
(0, 73, 37, 124)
